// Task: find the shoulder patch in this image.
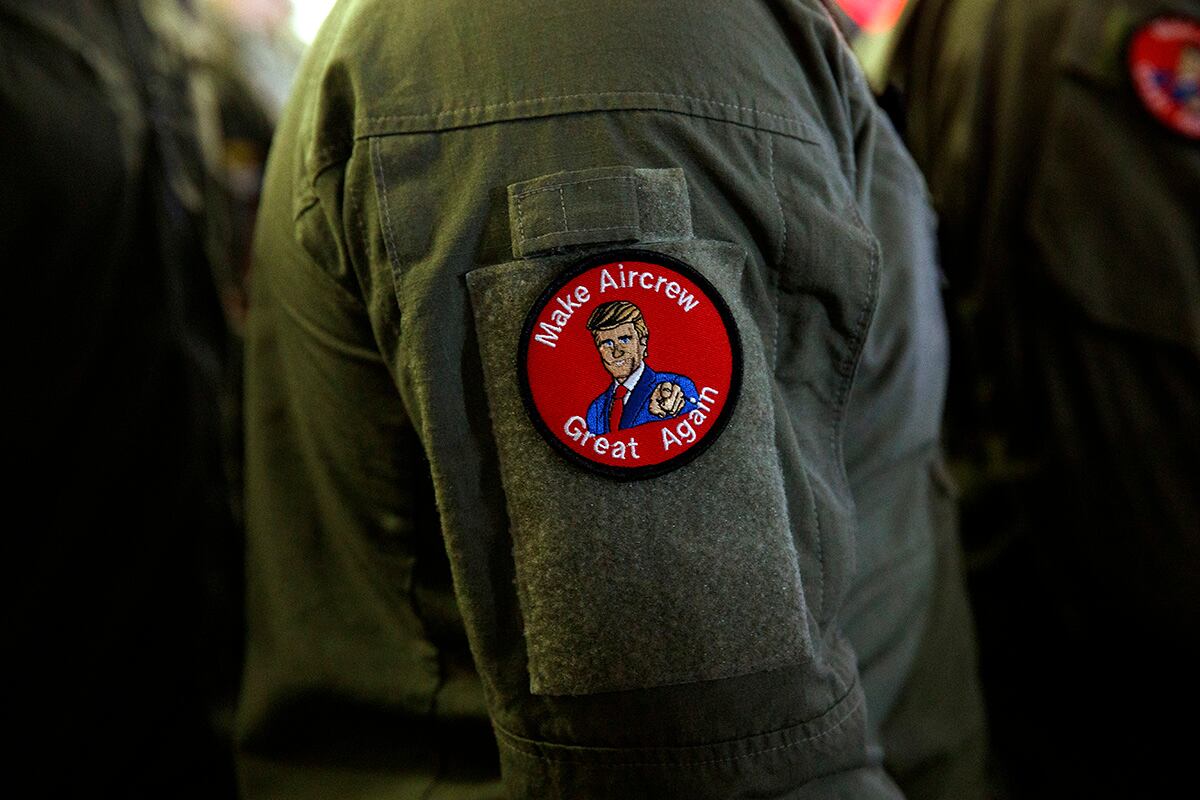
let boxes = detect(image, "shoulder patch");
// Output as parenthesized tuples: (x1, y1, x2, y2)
(519, 249, 742, 480)
(1128, 15, 1200, 140)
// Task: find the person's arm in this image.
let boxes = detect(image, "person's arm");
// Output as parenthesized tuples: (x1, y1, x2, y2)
(838, 29, 989, 797)
(239, 1, 943, 796)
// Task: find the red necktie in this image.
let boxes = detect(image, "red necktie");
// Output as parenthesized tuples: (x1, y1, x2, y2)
(609, 385, 628, 433)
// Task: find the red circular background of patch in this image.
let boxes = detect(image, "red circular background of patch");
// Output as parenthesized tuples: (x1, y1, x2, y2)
(521, 251, 739, 477)
(1128, 16, 1200, 140)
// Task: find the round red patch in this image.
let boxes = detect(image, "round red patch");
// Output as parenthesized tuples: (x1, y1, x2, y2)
(1128, 15, 1200, 140)
(519, 249, 742, 480)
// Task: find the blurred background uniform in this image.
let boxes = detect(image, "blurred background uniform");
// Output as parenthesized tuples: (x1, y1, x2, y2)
(200, 0, 303, 333)
(0, 0, 280, 793)
(860, 0, 1200, 794)
(203, 0, 304, 121)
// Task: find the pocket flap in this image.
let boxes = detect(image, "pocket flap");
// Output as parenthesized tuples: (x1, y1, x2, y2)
(508, 166, 694, 258)
(465, 240, 813, 696)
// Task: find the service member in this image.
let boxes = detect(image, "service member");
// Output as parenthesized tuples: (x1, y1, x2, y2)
(240, 1, 985, 797)
(883, 0, 1200, 794)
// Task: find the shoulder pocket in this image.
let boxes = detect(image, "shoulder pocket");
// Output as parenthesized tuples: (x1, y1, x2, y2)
(465, 167, 813, 696)
(1026, 0, 1200, 355)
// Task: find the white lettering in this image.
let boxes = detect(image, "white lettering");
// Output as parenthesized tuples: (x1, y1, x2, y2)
(537, 283, 592, 345)
(564, 417, 640, 459)
(661, 426, 681, 450)
(599, 268, 619, 293)
(556, 292, 583, 314)
(534, 321, 561, 348)
(592, 267, 702, 311)
(563, 415, 588, 440)
(662, 416, 703, 451)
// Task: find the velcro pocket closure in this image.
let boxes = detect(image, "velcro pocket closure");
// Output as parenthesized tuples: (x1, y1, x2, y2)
(466, 238, 813, 696)
(508, 166, 694, 257)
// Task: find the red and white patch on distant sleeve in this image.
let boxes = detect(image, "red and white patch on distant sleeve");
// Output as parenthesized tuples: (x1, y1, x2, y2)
(835, 0, 908, 33)
(1128, 15, 1200, 140)
(519, 250, 741, 480)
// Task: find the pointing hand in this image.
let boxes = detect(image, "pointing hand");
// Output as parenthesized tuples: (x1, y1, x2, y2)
(648, 382, 685, 417)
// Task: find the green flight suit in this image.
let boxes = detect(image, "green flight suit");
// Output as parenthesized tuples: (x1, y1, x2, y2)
(240, 1, 984, 797)
(885, 0, 1200, 794)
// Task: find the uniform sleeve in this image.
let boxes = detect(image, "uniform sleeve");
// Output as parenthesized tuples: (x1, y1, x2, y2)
(838, 37, 989, 799)
(237, 29, 450, 789)
(239, 2, 956, 797)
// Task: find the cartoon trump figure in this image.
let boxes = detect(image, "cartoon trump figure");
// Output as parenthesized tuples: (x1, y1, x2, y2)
(1175, 43, 1200, 111)
(584, 300, 699, 434)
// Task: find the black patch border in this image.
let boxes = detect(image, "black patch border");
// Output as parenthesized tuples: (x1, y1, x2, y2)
(1124, 13, 1200, 142)
(518, 248, 744, 481)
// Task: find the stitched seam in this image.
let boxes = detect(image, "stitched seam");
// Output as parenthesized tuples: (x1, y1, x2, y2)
(766, 134, 784, 370)
(767, 136, 788, 266)
(512, 177, 638, 252)
(523, 224, 637, 244)
(836, 216, 878, 400)
(513, 174, 631, 200)
(767, 132, 823, 617)
(829, 208, 881, 522)
(494, 691, 862, 767)
(370, 139, 404, 285)
(360, 91, 807, 125)
(353, 178, 370, 278)
(354, 107, 821, 149)
(809, 468, 826, 620)
(514, 192, 527, 255)
(532, 647, 804, 697)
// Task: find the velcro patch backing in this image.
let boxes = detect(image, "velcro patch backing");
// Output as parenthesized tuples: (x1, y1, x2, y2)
(508, 166, 693, 258)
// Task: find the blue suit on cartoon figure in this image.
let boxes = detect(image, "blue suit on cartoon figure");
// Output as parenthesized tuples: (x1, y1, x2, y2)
(1154, 67, 1200, 104)
(586, 364, 699, 434)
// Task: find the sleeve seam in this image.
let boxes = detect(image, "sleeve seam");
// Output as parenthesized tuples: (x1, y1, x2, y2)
(491, 682, 862, 767)
(350, 94, 827, 146)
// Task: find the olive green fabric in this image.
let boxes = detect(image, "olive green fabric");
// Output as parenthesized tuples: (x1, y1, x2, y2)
(506, 166, 694, 257)
(836, 53, 987, 798)
(468, 238, 810, 696)
(241, 1, 983, 797)
(887, 0, 1200, 795)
